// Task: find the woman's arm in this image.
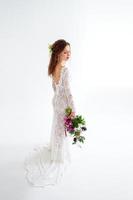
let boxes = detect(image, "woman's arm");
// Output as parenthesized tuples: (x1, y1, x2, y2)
(63, 68, 76, 114)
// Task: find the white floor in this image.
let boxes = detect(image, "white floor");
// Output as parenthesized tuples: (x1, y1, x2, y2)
(0, 88, 133, 200)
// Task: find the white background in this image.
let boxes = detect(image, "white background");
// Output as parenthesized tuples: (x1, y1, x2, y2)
(0, 0, 133, 199)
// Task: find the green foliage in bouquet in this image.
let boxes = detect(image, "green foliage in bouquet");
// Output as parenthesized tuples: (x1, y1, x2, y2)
(72, 115, 85, 128)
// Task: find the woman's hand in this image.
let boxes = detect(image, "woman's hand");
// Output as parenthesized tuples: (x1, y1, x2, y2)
(68, 112, 75, 118)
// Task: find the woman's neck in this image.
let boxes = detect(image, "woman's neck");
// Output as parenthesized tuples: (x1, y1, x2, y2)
(56, 61, 66, 69)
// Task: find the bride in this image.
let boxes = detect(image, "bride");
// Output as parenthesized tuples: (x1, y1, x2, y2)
(24, 39, 76, 187)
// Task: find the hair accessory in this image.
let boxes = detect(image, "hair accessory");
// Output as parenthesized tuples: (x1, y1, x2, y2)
(48, 43, 53, 54)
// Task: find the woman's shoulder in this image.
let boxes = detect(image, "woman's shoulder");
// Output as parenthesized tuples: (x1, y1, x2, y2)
(63, 66, 69, 73)
(62, 66, 69, 77)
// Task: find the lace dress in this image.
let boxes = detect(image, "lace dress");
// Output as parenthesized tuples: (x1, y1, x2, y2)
(24, 66, 76, 187)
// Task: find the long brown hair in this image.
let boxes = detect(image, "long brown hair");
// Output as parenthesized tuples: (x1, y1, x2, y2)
(48, 39, 70, 77)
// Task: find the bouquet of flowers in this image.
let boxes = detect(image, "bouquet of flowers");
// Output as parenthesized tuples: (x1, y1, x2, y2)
(64, 106, 87, 147)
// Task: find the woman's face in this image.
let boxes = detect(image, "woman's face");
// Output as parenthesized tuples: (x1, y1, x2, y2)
(58, 45, 71, 62)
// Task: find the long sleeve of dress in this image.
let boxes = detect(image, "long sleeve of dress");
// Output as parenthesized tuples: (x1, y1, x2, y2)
(63, 68, 76, 113)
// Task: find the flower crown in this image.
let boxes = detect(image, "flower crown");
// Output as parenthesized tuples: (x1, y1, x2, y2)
(48, 43, 53, 54)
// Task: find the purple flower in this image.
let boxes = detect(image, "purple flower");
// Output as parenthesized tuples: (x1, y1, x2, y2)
(67, 124, 74, 132)
(81, 126, 87, 131)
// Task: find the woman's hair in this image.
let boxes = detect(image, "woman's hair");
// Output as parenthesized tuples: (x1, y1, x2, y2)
(48, 39, 70, 76)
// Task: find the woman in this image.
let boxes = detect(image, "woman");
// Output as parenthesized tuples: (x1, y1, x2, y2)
(24, 39, 76, 188)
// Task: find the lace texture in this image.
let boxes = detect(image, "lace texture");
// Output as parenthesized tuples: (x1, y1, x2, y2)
(24, 66, 76, 187)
